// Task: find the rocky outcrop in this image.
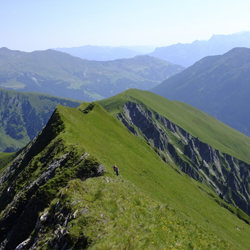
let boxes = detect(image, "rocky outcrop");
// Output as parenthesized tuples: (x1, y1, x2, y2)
(118, 101, 250, 216)
(0, 109, 105, 250)
(23, 199, 90, 249)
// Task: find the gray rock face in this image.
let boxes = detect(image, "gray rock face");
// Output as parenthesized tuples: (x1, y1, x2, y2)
(118, 101, 250, 217)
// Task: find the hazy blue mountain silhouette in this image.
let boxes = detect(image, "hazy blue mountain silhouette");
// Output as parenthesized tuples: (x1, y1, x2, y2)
(54, 45, 156, 61)
(0, 47, 184, 101)
(149, 31, 250, 67)
(152, 47, 250, 136)
(54, 45, 141, 61)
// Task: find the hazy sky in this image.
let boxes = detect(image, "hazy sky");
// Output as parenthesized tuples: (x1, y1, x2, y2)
(1, 0, 250, 52)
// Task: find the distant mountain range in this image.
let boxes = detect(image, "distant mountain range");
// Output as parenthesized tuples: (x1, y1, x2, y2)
(0, 47, 184, 101)
(55, 32, 250, 68)
(149, 31, 250, 67)
(152, 47, 250, 136)
(54, 45, 155, 61)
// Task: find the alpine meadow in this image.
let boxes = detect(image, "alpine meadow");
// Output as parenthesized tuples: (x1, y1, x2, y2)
(1, 89, 250, 249)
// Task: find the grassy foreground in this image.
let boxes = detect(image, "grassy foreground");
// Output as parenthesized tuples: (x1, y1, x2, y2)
(37, 102, 250, 249)
(39, 177, 235, 249)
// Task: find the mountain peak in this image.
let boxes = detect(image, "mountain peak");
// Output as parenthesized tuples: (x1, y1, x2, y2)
(149, 31, 250, 67)
(152, 47, 250, 137)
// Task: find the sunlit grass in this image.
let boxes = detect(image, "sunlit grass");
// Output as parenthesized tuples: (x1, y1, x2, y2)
(98, 89, 250, 165)
(51, 102, 250, 250)
(42, 177, 235, 249)
(9, 100, 249, 250)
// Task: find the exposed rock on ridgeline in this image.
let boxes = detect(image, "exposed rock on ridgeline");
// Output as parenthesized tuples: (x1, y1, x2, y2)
(0, 109, 105, 250)
(118, 101, 250, 217)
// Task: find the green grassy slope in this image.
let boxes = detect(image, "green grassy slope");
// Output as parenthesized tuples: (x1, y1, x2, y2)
(98, 89, 250, 165)
(41, 177, 236, 249)
(0, 152, 16, 174)
(0, 127, 30, 153)
(51, 103, 250, 249)
(2, 99, 250, 249)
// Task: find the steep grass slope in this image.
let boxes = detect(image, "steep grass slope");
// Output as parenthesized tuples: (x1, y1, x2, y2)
(99, 89, 250, 165)
(38, 103, 250, 249)
(98, 89, 250, 218)
(1, 102, 250, 249)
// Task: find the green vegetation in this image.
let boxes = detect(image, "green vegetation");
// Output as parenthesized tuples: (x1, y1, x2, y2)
(2, 96, 250, 249)
(0, 88, 81, 152)
(0, 152, 16, 173)
(0, 126, 30, 153)
(98, 89, 250, 217)
(98, 89, 250, 165)
(42, 102, 250, 249)
(38, 177, 235, 249)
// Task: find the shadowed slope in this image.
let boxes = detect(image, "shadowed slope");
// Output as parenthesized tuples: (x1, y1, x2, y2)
(152, 47, 250, 136)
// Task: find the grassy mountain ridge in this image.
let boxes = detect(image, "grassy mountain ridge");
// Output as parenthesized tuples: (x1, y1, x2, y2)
(0, 88, 81, 152)
(152, 47, 250, 137)
(0, 47, 184, 101)
(98, 89, 250, 217)
(1, 100, 250, 249)
(99, 89, 250, 165)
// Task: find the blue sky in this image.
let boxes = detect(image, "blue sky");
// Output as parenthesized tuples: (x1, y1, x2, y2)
(1, 0, 250, 51)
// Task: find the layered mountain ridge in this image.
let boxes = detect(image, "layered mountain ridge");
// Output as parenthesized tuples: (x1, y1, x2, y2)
(0, 88, 81, 152)
(54, 45, 142, 61)
(0, 47, 184, 101)
(1, 89, 250, 249)
(152, 47, 250, 137)
(149, 31, 250, 67)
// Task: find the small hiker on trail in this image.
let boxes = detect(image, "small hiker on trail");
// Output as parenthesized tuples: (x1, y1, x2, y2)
(113, 164, 119, 176)
(116, 167, 119, 176)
